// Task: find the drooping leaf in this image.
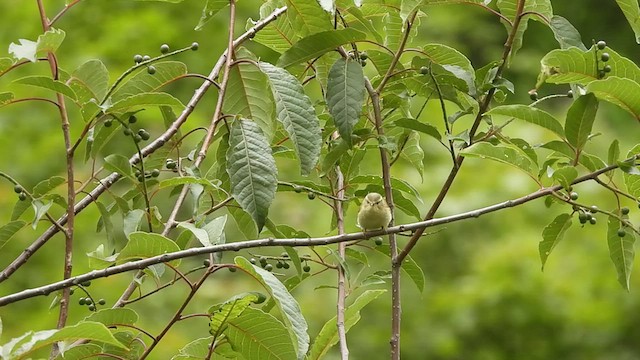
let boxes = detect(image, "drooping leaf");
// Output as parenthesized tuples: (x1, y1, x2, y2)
(0, 92, 14, 107)
(104, 154, 134, 180)
(615, 0, 640, 43)
(326, 58, 365, 146)
(539, 213, 572, 270)
(400, 131, 425, 181)
(392, 118, 441, 141)
(277, 29, 367, 68)
(459, 142, 536, 175)
(586, 77, 640, 121)
(209, 292, 267, 337)
(95, 201, 116, 250)
(248, 0, 297, 54)
(421, 43, 476, 93)
(0, 220, 27, 251)
(551, 166, 578, 189)
(9, 28, 65, 62)
(285, 0, 332, 36)
(486, 105, 564, 137)
(375, 246, 425, 292)
(226, 119, 278, 232)
(549, 15, 586, 50)
(84, 308, 139, 327)
(497, 0, 553, 62)
(260, 62, 321, 175)
(623, 145, 640, 198)
(14, 76, 77, 100)
(109, 92, 184, 113)
(118, 231, 181, 266)
(68, 60, 109, 103)
(195, 0, 229, 30)
(565, 93, 598, 152)
(607, 213, 636, 290)
(32, 200, 53, 229)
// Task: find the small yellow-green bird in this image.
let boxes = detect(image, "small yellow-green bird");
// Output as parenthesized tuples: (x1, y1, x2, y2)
(357, 192, 392, 231)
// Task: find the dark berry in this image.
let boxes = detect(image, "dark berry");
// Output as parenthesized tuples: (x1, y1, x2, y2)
(133, 134, 142, 143)
(293, 185, 303, 193)
(123, 128, 132, 136)
(578, 212, 588, 223)
(69, 289, 74, 295)
(596, 40, 606, 50)
(13, 185, 23, 194)
(276, 262, 283, 269)
(601, 53, 610, 62)
(142, 55, 151, 62)
(78, 297, 86, 305)
(603, 65, 612, 73)
(134, 54, 143, 64)
(283, 262, 290, 269)
(98, 298, 106, 305)
(151, 169, 160, 177)
(88, 304, 96, 311)
(529, 91, 538, 101)
(567, 90, 573, 98)
(85, 298, 93, 305)
(374, 237, 383, 246)
(264, 263, 273, 271)
(128, 115, 137, 124)
(359, 51, 368, 60)
(191, 42, 199, 51)
(104, 119, 113, 127)
(259, 256, 267, 266)
(160, 44, 170, 54)
(303, 265, 311, 273)
(147, 66, 156, 75)
(307, 192, 316, 200)
(166, 159, 177, 169)
(589, 218, 597, 225)
(228, 267, 237, 272)
(419, 66, 429, 75)
(203, 259, 211, 267)
(569, 192, 579, 200)
(250, 258, 257, 265)
(138, 129, 150, 141)
(81, 281, 91, 287)
(618, 228, 626, 237)
(599, 70, 606, 78)
(622, 207, 630, 215)
(18, 192, 27, 201)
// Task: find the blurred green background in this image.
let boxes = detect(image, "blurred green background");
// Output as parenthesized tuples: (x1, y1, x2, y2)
(1, 1, 640, 359)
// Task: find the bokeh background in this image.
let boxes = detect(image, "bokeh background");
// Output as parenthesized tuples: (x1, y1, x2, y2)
(1, 1, 639, 359)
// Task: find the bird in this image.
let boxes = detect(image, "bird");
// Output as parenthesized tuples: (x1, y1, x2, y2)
(357, 192, 392, 231)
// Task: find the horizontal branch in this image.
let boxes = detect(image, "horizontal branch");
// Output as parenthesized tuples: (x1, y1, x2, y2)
(0, 161, 619, 306)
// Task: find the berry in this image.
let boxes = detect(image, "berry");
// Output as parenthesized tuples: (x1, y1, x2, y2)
(104, 119, 113, 127)
(78, 297, 86, 305)
(622, 207, 630, 215)
(293, 185, 303, 193)
(160, 44, 170, 54)
(259, 256, 267, 265)
(283, 262, 290, 269)
(147, 66, 156, 75)
(589, 218, 597, 225)
(419, 66, 429, 75)
(374, 237, 383, 246)
(578, 212, 588, 223)
(598, 70, 606, 78)
(138, 129, 150, 141)
(13, 185, 23, 194)
(264, 263, 273, 271)
(69, 289, 75, 295)
(250, 258, 257, 265)
(281, 252, 289, 258)
(276, 262, 283, 269)
(18, 192, 27, 201)
(82, 280, 91, 287)
(228, 267, 237, 272)
(88, 305, 96, 311)
(303, 265, 311, 273)
(151, 169, 160, 177)
(85, 298, 93, 305)
(142, 55, 151, 62)
(123, 128, 132, 136)
(567, 90, 573, 98)
(603, 65, 612, 73)
(133, 134, 142, 143)
(618, 228, 626, 237)
(529, 91, 538, 101)
(203, 259, 211, 267)
(590, 205, 598, 212)
(600, 53, 610, 62)
(359, 51, 368, 60)
(134, 54, 143, 63)
(307, 192, 316, 200)
(98, 298, 106, 305)
(191, 42, 199, 51)
(128, 115, 137, 124)
(166, 160, 177, 170)
(596, 40, 607, 50)
(569, 192, 579, 200)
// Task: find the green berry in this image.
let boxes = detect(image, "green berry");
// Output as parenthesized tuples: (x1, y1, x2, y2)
(69, 289, 75, 295)
(147, 66, 156, 75)
(98, 298, 106, 305)
(81, 281, 91, 287)
(138, 129, 150, 141)
(567, 90, 573, 98)
(622, 207, 630, 215)
(88, 304, 96, 311)
(134, 54, 143, 63)
(307, 192, 316, 200)
(596, 40, 607, 50)
(160, 44, 170, 54)
(589, 218, 597, 225)
(166, 159, 177, 169)
(85, 298, 93, 305)
(590, 205, 598, 212)
(359, 51, 368, 60)
(529, 91, 538, 101)
(142, 55, 151, 62)
(603, 65, 612, 73)
(599, 70, 606, 78)
(259, 256, 267, 265)
(151, 169, 160, 177)
(569, 192, 579, 200)
(601, 53, 610, 62)
(13, 185, 23, 194)
(203, 259, 211, 267)
(374, 237, 383, 246)
(264, 263, 273, 271)
(303, 265, 311, 273)
(104, 119, 113, 127)
(283, 262, 290, 269)
(276, 262, 283, 269)
(250, 258, 257, 265)
(578, 212, 588, 223)
(128, 115, 137, 124)
(123, 128, 132, 136)
(78, 297, 86, 305)
(360, 59, 367, 67)
(419, 66, 429, 75)
(191, 42, 199, 51)
(228, 267, 237, 272)
(618, 228, 626, 237)
(18, 192, 27, 201)
(133, 134, 142, 143)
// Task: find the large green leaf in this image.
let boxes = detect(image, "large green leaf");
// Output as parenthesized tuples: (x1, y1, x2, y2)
(497, 0, 553, 62)
(84, 308, 139, 327)
(224, 49, 275, 141)
(248, 0, 297, 54)
(109, 92, 184, 113)
(375, 246, 425, 292)
(111, 61, 187, 101)
(104, 154, 134, 180)
(277, 28, 367, 68)
(118, 231, 181, 266)
(421, 43, 475, 93)
(260, 63, 321, 175)
(14, 76, 77, 100)
(586, 77, 640, 121)
(539, 213, 572, 270)
(459, 142, 535, 175)
(0, 220, 27, 251)
(326, 58, 365, 146)
(400, 131, 425, 182)
(68, 59, 109, 103)
(623, 145, 640, 198)
(8, 28, 65, 62)
(565, 93, 598, 152)
(209, 292, 266, 337)
(487, 105, 564, 137)
(194, 0, 229, 30)
(307, 290, 385, 360)
(235, 257, 309, 359)
(549, 15, 586, 50)
(285, 0, 332, 36)
(615, 0, 640, 43)
(607, 213, 636, 290)
(225, 307, 297, 360)
(226, 119, 278, 231)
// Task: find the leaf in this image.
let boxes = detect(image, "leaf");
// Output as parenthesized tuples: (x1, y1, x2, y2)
(31, 200, 53, 229)
(0, 92, 14, 107)
(497, 0, 552, 62)
(375, 247, 425, 292)
(109, 92, 184, 113)
(307, 290, 385, 360)
(350, 175, 421, 200)
(486, 105, 564, 137)
(226, 119, 278, 232)
(95, 201, 116, 250)
(539, 213, 572, 270)
(552, 166, 578, 189)
(608, 139, 620, 165)
(209, 292, 266, 337)
(111, 62, 187, 101)
(549, 15, 586, 50)
(86, 244, 118, 269)
(392, 118, 441, 141)
(623, 145, 640, 198)
(84, 308, 139, 327)
(285, 0, 332, 36)
(123, 209, 146, 237)
(277, 28, 367, 68)
(248, 0, 297, 54)
(224, 49, 276, 141)
(14, 76, 77, 100)
(607, 213, 636, 290)
(616, 0, 640, 43)
(9, 28, 65, 62)
(177, 216, 226, 247)
(326, 58, 366, 146)
(195, 0, 229, 30)
(225, 307, 297, 360)
(0, 220, 27, 251)
(118, 231, 181, 266)
(459, 142, 535, 175)
(104, 154, 134, 180)
(565, 93, 599, 151)
(260, 63, 321, 175)
(422, 43, 476, 93)
(68, 59, 109, 103)
(400, 131, 425, 182)
(8, 39, 37, 62)
(235, 257, 309, 359)
(229, 206, 259, 240)
(586, 77, 640, 121)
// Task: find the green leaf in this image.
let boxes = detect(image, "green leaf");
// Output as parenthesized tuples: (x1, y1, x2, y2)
(32, 200, 53, 229)
(118, 231, 181, 266)
(177, 215, 226, 247)
(95, 201, 116, 250)
(112, 62, 187, 101)
(226, 119, 278, 232)
(549, 15, 586, 50)
(109, 92, 184, 113)
(277, 29, 367, 68)
(55, 344, 102, 360)
(14, 76, 77, 100)
(607, 213, 636, 290)
(229, 206, 259, 240)
(623, 145, 640, 198)
(400, 131, 425, 182)
(307, 290, 385, 360)
(68, 59, 109, 103)
(375, 247, 425, 292)
(285, 0, 332, 36)
(383, 11, 403, 51)
(350, 175, 421, 200)
(260, 63, 321, 175)
(84, 308, 139, 327)
(86, 244, 118, 269)
(459, 142, 535, 175)
(486, 105, 564, 137)
(104, 154, 134, 180)
(551, 166, 578, 189)
(0, 92, 14, 107)
(9, 28, 65, 62)
(0, 220, 27, 251)
(209, 292, 266, 337)
(539, 213, 572, 270)
(0, 57, 14, 72)
(326, 58, 365, 146)
(158, 176, 221, 189)
(248, 0, 297, 54)
(608, 139, 620, 165)
(225, 307, 297, 360)
(497, 0, 552, 62)
(565, 93, 599, 151)
(392, 118, 441, 141)
(195, 0, 229, 30)
(616, 0, 640, 43)
(422, 43, 476, 93)
(235, 257, 309, 359)
(586, 77, 640, 121)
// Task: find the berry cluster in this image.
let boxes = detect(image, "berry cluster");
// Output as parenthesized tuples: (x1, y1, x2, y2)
(595, 40, 611, 79)
(13, 184, 27, 201)
(247, 253, 312, 273)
